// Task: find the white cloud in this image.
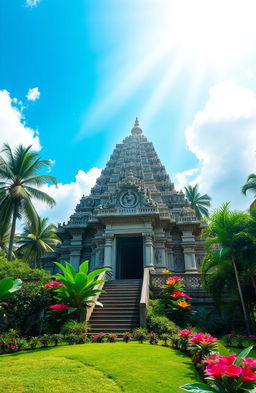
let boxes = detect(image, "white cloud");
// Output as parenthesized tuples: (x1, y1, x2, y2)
(175, 81, 256, 210)
(26, 87, 40, 101)
(33, 168, 102, 225)
(174, 168, 198, 191)
(26, 0, 40, 7)
(0, 89, 41, 151)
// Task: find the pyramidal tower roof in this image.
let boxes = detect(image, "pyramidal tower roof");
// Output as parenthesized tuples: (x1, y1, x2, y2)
(62, 119, 198, 228)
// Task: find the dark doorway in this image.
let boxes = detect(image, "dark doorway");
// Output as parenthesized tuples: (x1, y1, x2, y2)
(117, 237, 143, 279)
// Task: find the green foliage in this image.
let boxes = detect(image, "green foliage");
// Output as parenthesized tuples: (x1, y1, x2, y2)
(0, 256, 51, 282)
(185, 184, 211, 219)
(4, 281, 54, 336)
(0, 277, 22, 301)
(16, 217, 61, 267)
(61, 320, 89, 336)
(147, 299, 180, 334)
(148, 331, 158, 345)
(53, 260, 109, 321)
(0, 143, 57, 260)
(133, 328, 147, 343)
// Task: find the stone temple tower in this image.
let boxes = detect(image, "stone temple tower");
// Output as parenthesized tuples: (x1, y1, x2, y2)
(56, 119, 205, 279)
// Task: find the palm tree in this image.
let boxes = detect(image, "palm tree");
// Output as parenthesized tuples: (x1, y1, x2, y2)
(0, 144, 57, 260)
(16, 217, 61, 268)
(184, 184, 211, 219)
(0, 221, 10, 255)
(201, 202, 252, 334)
(242, 173, 256, 208)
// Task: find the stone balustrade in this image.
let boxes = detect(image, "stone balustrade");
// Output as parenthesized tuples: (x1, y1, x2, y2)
(150, 272, 203, 289)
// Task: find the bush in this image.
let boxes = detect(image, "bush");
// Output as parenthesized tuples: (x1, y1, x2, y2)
(106, 333, 117, 343)
(4, 281, 54, 336)
(61, 320, 89, 336)
(147, 299, 179, 334)
(51, 334, 63, 346)
(123, 332, 132, 343)
(0, 257, 51, 282)
(39, 334, 51, 347)
(91, 332, 106, 343)
(160, 333, 169, 346)
(65, 333, 87, 344)
(133, 328, 147, 344)
(148, 332, 158, 345)
(28, 336, 40, 349)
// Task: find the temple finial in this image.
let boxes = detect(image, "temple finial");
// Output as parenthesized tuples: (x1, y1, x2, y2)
(131, 117, 143, 135)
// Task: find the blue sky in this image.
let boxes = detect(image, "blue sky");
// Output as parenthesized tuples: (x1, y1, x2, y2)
(0, 0, 256, 224)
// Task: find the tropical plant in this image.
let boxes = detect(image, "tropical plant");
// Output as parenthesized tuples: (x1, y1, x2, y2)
(0, 221, 10, 255)
(0, 277, 22, 303)
(133, 328, 147, 344)
(0, 256, 51, 282)
(242, 173, 256, 208)
(181, 346, 256, 393)
(0, 144, 57, 260)
(16, 217, 61, 268)
(61, 320, 89, 336)
(201, 203, 253, 334)
(48, 260, 108, 321)
(185, 184, 211, 219)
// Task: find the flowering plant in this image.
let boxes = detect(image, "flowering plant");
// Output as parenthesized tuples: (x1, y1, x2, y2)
(107, 333, 117, 343)
(161, 274, 193, 323)
(49, 304, 70, 312)
(178, 329, 193, 351)
(123, 332, 131, 343)
(160, 333, 169, 346)
(92, 332, 106, 343)
(133, 328, 147, 344)
(148, 332, 158, 345)
(189, 333, 218, 364)
(181, 346, 256, 393)
(162, 269, 170, 274)
(44, 281, 66, 289)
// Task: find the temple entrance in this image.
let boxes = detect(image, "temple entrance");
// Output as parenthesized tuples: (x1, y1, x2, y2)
(116, 237, 143, 279)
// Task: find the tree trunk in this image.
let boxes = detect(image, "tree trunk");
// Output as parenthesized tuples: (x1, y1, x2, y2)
(250, 274, 256, 297)
(8, 203, 18, 261)
(232, 255, 251, 334)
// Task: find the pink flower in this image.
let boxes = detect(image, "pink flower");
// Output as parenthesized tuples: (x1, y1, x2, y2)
(243, 358, 256, 369)
(218, 354, 236, 366)
(242, 367, 256, 382)
(178, 329, 193, 337)
(171, 291, 184, 298)
(168, 276, 182, 281)
(190, 332, 217, 344)
(221, 365, 242, 378)
(202, 354, 218, 365)
(44, 281, 66, 289)
(205, 363, 223, 380)
(49, 304, 70, 311)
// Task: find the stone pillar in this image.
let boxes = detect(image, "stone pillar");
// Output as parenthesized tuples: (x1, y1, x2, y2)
(154, 243, 167, 271)
(181, 230, 197, 272)
(70, 249, 81, 271)
(104, 235, 113, 269)
(144, 233, 154, 268)
(69, 231, 83, 270)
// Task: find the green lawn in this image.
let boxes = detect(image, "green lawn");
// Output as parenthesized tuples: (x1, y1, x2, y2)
(0, 342, 199, 393)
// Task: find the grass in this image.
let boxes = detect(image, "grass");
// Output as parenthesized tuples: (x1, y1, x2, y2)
(0, 342, 199, 393)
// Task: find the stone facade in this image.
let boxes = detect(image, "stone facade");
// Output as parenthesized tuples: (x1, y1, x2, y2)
(55, 119, 205, 278)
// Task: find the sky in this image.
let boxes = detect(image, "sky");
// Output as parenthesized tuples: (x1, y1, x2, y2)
(0, 0, 256, 225)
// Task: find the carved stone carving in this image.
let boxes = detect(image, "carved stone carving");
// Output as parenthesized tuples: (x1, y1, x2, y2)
(120, 190, 138, 208)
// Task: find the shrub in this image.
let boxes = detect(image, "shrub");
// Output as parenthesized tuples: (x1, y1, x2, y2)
(235, 334, 245, 348)
(160, 333, 169, 346)
(170, 334, 180, 349)
(0, 257, 51, 282)
(123, 332, 131, 343)
(39, 334, 51, 347)
(148, 332, 158, 345)
(147, 315, 179, 335)
(51, 334, 63, 346)
(178, 329, 193, 351)
(133, 328, 147, 344)
(107, 333, 117, 343)
(28, 336, 40, 349)
(222, 334, 234, 347)
(91, 332, 106, 343)
(0, 333, 26, 353)
(188, 333, 218, 365)
(61, 320, 89, 336)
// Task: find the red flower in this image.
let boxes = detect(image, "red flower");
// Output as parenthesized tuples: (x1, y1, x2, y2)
(44, 281, 66, 289)
(218, 354, 236, 366)
(49, 304, 70, 311)
(205, 363, 223, 380)
(242, 367, 256, 382)
(190, 332, 217, 344)
(243, 358, 256, 369)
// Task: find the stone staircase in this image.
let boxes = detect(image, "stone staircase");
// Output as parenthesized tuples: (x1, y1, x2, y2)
(89, 279, 142, 334)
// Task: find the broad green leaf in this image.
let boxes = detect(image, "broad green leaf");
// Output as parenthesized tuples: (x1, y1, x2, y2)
(54, 262, 67, 274)
(66, 263, 77, 278)
(87, 268, 109, 282)
(79, 260, 89, 275)
(180, 383, 219, 393)
(0, 277, 14, 298)
(234, 346, 253, 365)
(8, 279, 22, 293)
(67, 307, 77, 314)
(85, 280, 106, 290)
(74, 272, 87, 290)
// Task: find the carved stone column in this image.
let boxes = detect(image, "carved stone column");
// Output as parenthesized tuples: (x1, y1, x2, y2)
(144, 233, 154, 268)
(104, 234, 114, 269)
(70, 249, 81, 271)
(69, 231, 83, 270)
(181, 229, 197, 272)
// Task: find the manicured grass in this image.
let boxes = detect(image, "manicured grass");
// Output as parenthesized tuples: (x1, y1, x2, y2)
(0, 342, 199, 393)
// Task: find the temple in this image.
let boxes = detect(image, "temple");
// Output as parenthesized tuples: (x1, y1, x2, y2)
(56, 119, 205, 279)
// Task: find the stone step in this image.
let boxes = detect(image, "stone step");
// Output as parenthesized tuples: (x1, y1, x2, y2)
(90, 315, 139, 321)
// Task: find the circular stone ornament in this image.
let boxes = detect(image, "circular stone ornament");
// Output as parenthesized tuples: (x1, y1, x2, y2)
(120, 190, 138, 208)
